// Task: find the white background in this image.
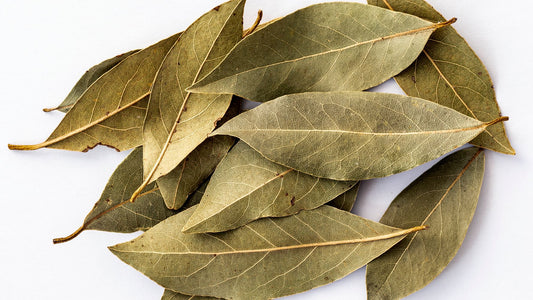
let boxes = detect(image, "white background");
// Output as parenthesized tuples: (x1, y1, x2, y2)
(1, 0, 532, 299)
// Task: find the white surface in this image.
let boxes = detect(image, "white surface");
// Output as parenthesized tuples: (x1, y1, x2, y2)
(1, 0, 532, 299)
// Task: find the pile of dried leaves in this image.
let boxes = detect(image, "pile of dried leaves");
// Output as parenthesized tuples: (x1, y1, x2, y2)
(8, 0, 514, 299)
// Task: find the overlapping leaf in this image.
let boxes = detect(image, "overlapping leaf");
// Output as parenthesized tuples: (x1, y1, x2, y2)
(366, 147, 485, 299)
(136, 0, 245, 203)
(328, 182, 360, 212)
(43, 50, 139, 113)
(53, 148, 176, 243)
(110, 205, 425, 300)
(157, 136, 234, 210)
(182, 141, 355, 233)
(368, 0, 514, 155)
(187, 2, 452, 102)
(212, 91, 504, 181)
(9, 33, 181, 152)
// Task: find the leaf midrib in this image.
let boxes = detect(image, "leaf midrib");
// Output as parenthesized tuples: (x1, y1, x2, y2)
(218, 122, 488, 136)
(111, 225, 424, 256)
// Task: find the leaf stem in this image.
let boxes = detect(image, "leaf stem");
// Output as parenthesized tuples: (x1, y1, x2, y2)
(53, 186, 159, 244)
(42, 104, 74, 112)
(485, 116, 509, 127)
(8, 93, 148, 151)
(243, 10, 263, 38)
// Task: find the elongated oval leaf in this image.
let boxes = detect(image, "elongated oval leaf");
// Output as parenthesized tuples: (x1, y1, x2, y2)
(368, 0, 514, 155)
(328, 182, 360, 212)
(157, 136, 235, 210)
(187, 2, 453, 102)
(137, 0, 245, 202)
(43, 50, 139, 113)
(110, 205, 425, 300)
(182, 141, 355, 233)
(162, 289, 219, 300)
(53, 147, 176, 243)
(9, 33, 181, 152)
(366, 147, 485, 299)
(212, 91, 504, 181)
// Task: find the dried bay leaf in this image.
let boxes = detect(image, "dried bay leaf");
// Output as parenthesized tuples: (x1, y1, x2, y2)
(162, 289, 219, 300)
(156, 96, 243, 209)
(134, 0, 245, 202)
(53, 148, 176, 243)
(328, 182, 360, 212)
(187, 2, 454, 102)
(43, 50, 139, 113)
(212, 91, 506, 181)
(109, 205, 426, 300)
(368, 0, 514, 155)
(366, 147, 485, 299)
(9, 32, 181, 152)
(54, 149, 212, 243)
(156, 136, 235, 210)
(182, 141, 355, 234)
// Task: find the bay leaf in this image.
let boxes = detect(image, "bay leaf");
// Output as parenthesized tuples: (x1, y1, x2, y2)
(368, 0, 514, 155)
(53, 147, 175, 243)
(109, 205, 426, 300)
(134, 0, 245, 202)
(8, 32, 181, 152)
(328, 182, 360, 212)
(187, 2, 454, 102)
(156, 136, 235, 210)
(366, 147, 485, 299)
(212, 91, 506, 181)
(182, 141, 355, 234)
(43, 50, 139, 113)
(162, 289, 219, 300)
(156, 96, 242, 210)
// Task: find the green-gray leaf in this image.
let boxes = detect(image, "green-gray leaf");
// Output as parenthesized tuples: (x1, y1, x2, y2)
(366, 147, 485, 299)
(157, 136, 234, 210)
(43, 50, 139, 113)
(182, 141, 355, 233)
(110, 205, 425, 300)
(328, 182, 360, 212)
(141, 0, 245, 193)
(9, 32, 181, 152)
(53, 147, 176, 243)
(187, 2, 451, 102)
(162, 289, 219, 300)
(368, 0, 514, 155)
(212, 91, 502, 181)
